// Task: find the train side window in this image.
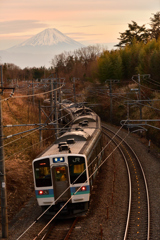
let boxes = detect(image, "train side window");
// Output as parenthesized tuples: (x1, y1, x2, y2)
(68, 156, 87, 184)
(34, 158, 52, 187)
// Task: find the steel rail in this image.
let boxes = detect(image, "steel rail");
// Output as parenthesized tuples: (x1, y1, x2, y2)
(102, 126, 131, 240)
(64, 217, 79, 240)
(102, 124, 150, 240)
(124, 137, 150, 240)
(40, 217, 79, 240)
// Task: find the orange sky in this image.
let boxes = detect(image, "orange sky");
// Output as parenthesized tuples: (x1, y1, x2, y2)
(0, 0, 159, 50)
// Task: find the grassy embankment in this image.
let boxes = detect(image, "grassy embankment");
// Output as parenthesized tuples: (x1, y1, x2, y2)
(3, 94, 54, 219)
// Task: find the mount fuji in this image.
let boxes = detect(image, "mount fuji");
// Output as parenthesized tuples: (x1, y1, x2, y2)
(0, 28, 85, 68)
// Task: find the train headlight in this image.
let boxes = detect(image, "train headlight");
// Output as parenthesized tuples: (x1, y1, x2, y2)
(38, 190, 49, 195)
(53, 157, 65, 163)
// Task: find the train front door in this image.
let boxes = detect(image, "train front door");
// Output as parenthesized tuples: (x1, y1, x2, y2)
(52, 165, 71, 202)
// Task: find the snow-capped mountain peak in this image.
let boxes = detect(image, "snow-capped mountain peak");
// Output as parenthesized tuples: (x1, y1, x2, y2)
(2, 28, 85, 68)
(17, 28, 82, 47)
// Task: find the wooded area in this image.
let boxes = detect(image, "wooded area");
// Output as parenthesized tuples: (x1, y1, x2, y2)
(1, 12, 160, 86)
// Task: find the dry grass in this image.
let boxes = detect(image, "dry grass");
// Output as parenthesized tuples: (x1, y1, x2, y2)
(2, 94, 54, 220)
(2, 80, 160, 221)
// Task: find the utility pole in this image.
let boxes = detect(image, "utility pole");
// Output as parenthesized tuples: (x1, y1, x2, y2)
(50, 77, 54, 121)
(0, 65, 8, 238)
(138, 74, 142, 119)
(32, 79, 35, 105)
(54, 75, 58, 138)
(39, 101, 42, 147)
(73, 77, 76, 104)
(58, 77, 62, 121)
(16, 79, 19, 87)
(132, 74, 150, 120)
(72, 77, 79, 104)
(127, 101, 129, 119)
(48, 73, 61, 139)
(105, 79, 119, 123)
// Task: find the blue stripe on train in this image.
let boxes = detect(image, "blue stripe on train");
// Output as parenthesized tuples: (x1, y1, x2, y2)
(35, 185, 90, 198)
(35, 189, 54, 198)
(70, 185, 90, 195)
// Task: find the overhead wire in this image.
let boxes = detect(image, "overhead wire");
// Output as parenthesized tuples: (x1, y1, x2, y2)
(1, 82, 68, 148)
(1, 82, 65, 102)
(112, 93, 160, 113)
(144, 78, 160, 87)
(91, 83, 160, 113)
(1, 110, 74, 162)
(147, 77, 160, 85)
(33, 126, 130, 240)
(5, 100, 25, 125)
(131, 78, 160, 92)
(2, 110, 72, 148)
(4, 133, 54, 162)
(5, 77, 160, 238)
(16, 120, 129, 240)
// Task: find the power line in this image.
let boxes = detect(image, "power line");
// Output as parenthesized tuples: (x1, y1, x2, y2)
(16, 121, 129, 239)
(1, 82, 65, 102)
(131, 77, 160, 92)
(121, 119, 160, 131)
(144, 78, 160, 87)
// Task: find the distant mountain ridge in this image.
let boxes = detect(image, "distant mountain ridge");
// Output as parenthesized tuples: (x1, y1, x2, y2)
(8, 28, 83, 49)
(0, 28, 85, 68)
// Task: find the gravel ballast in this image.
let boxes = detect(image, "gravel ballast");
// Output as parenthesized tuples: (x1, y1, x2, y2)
(0, 125, 159, 240)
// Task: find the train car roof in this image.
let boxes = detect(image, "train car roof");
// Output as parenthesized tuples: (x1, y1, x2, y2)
(38, 139, 86, 158)
(56, 131, 90, 142)
(34, 103, 101, 160)
(72, 114, 96, 124)
(35, 119, 100, 159)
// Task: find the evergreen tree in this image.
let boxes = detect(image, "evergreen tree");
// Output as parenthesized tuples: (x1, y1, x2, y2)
(149, 12, 160, 40)
(116, 21, 149, 47)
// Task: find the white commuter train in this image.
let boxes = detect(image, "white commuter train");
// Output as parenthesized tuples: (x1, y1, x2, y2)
(32, 103, 103, 217)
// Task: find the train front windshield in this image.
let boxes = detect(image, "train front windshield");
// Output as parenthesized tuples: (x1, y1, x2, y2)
(34, 158, 52, 187)
(68, 156, 87, 184)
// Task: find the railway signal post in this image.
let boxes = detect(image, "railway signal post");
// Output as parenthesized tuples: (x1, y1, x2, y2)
(0, 65, 8, 238)
(105, 79, 119, 123)
(72, 77, 79, 104)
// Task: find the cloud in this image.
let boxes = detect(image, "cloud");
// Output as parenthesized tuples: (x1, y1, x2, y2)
(30, 0, 159, 12)
(2, 0, 158, 14)
(66, 32, 103, 37)
(75, 25, 95, 28)
(61, 25, 95, 28)
(0, 20, 49, 34)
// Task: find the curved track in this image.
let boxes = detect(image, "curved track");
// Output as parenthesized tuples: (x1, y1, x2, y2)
(102, 124, 150, 240)
(41, 217, 79, 240)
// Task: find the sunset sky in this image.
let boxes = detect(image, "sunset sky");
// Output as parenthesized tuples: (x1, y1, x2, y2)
(0, 0, 159, 50)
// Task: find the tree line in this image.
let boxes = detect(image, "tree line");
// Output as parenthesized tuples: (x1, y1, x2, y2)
(116, 12, 160, 47)
(98, 12, 160, 84)
(1, 12, 160, 86)
(98, 38, 160, 83)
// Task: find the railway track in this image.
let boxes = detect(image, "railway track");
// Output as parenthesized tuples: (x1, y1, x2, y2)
(11, 121, 152, 240)
(40, 217, 79, 240)
(102, 124, 150, 240)
(15, 211, 79, 240)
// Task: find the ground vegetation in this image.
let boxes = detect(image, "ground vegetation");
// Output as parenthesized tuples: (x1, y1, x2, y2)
(1, 11, 160, 224)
